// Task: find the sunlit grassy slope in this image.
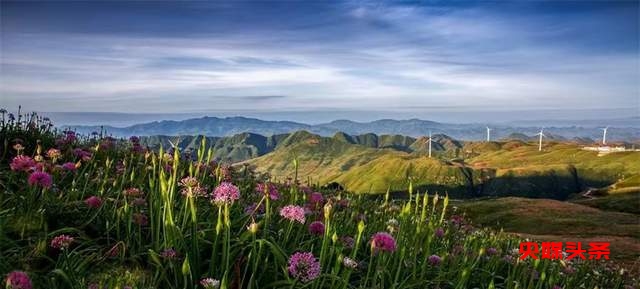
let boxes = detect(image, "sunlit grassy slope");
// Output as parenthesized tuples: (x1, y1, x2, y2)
(247, 132, 640, 196)
(246, 131, 469, 193)
(457, 197, 640, 262)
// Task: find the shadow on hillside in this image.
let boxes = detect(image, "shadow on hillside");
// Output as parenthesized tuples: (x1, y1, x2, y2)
(381, 173, 615, 200)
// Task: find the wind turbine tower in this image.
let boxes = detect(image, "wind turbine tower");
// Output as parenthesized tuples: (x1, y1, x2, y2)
(486, 127, 491, 142)
(428, 131, 433, 158)
(601, 126, 609, 145)
(536, 129, 545, 152)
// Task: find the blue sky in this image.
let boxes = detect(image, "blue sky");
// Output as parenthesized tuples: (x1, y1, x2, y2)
(1, 1, 638, 122)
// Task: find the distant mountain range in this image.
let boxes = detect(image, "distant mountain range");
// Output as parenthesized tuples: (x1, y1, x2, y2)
(69, 116, 640, 142)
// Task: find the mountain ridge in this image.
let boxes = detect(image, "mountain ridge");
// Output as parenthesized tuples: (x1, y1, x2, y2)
(69, 116, 640, 142)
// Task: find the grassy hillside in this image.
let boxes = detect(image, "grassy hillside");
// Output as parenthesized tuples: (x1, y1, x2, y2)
(457, 197, 640, 262)
(248, 133, 640, 198)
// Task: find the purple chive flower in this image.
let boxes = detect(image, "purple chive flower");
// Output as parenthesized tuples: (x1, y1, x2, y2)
(133, 213, 148, 226)
(212, 182, 240, 204)
(61, 162, 77, 172)
(486, 247, 498, 256)
(309, 192, 324, 205)
(428, 254, 442, 266)
(28, 171, 52, 188)
(87, 283, 100, 289)
(288, 252, 321, 283)
(434, 227, 445, 238)
(10, 156, 36, 172)
(5, 271, 33, 289)
(200, 278, 220, 289)
(129, 136, 140, 143)
(5, 271, 32, 289)
(244, 202, 265, 215)
(308, 221, 325, 236)
(552, 286, 562, 289)
(256, 182, 280, 200)
(73, 148, 92, 161)
(280, 205, 306, 224)
(160, 248, 178, 260)
(340, 236, 355, 249)
(84, 196, 103, 209)
(51, 234, 74, 250)
(370, 232, 397, 253)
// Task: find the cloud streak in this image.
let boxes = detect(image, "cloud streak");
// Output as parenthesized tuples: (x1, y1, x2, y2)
(0, 1, 637, 115)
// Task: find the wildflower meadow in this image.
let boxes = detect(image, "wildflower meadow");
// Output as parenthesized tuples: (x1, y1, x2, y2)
(1, 111, 637, 289)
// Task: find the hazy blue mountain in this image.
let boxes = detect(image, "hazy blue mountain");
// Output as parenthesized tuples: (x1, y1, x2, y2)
(69, 116, 640, 142)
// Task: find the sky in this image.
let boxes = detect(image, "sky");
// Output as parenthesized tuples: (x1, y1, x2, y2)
(1, 1, 638, 124)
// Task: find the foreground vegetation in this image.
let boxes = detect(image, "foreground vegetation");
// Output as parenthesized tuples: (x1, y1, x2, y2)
(1, 111, 638, 289)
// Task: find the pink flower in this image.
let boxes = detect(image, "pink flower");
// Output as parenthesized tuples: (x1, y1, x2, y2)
(46, 148, 61, 159)
(84, 196, 103, 209)
(212, 182, 240, 204)
(279, 205, 306, 224)
(5, 271, 32, 289)
(370, 232, 397, 253)
(434, 227, 445, 238)
(428, 254, 442, 266)
(308, 221, 325, 236)
(10, 156, 36, 172)
(256, 182, 279, 200)
(51, 234, 74, 250)
(61, 162, 77, 172)
(288, 252, 321, 283)
(28, 171, 52, 188)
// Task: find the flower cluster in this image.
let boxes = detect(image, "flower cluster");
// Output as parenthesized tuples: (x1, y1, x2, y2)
(28, 171, 52, 188)
(4, 271, 32, 289)
(370, 232, 397, 253)
(51, 234, 74, 250)
(199, 278, 220, 289)
(10, 156, 36, 172)
(255, 182, 279, 200)
(288, 252, 321, 283)
(84, 196, 103, 209)
(212, 182, 240, 204)
(280, 205, 306, 224)
(342, 257, 358, 269)
(308, 221, 325, 236)
(179, 176, 206, 198)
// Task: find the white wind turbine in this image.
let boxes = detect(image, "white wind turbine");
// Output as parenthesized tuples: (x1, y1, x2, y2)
(486, 126, 492, 142)
(536, 128, 545, 152)
(428, 131, 433, 158)
(601, 126, 609, 145)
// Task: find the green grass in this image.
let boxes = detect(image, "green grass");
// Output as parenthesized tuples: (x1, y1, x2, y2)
(572, 192, 640, 214)
(457, 197, 640, 262)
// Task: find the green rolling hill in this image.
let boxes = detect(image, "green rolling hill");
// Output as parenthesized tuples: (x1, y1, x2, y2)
(244, 131, 640, 198)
